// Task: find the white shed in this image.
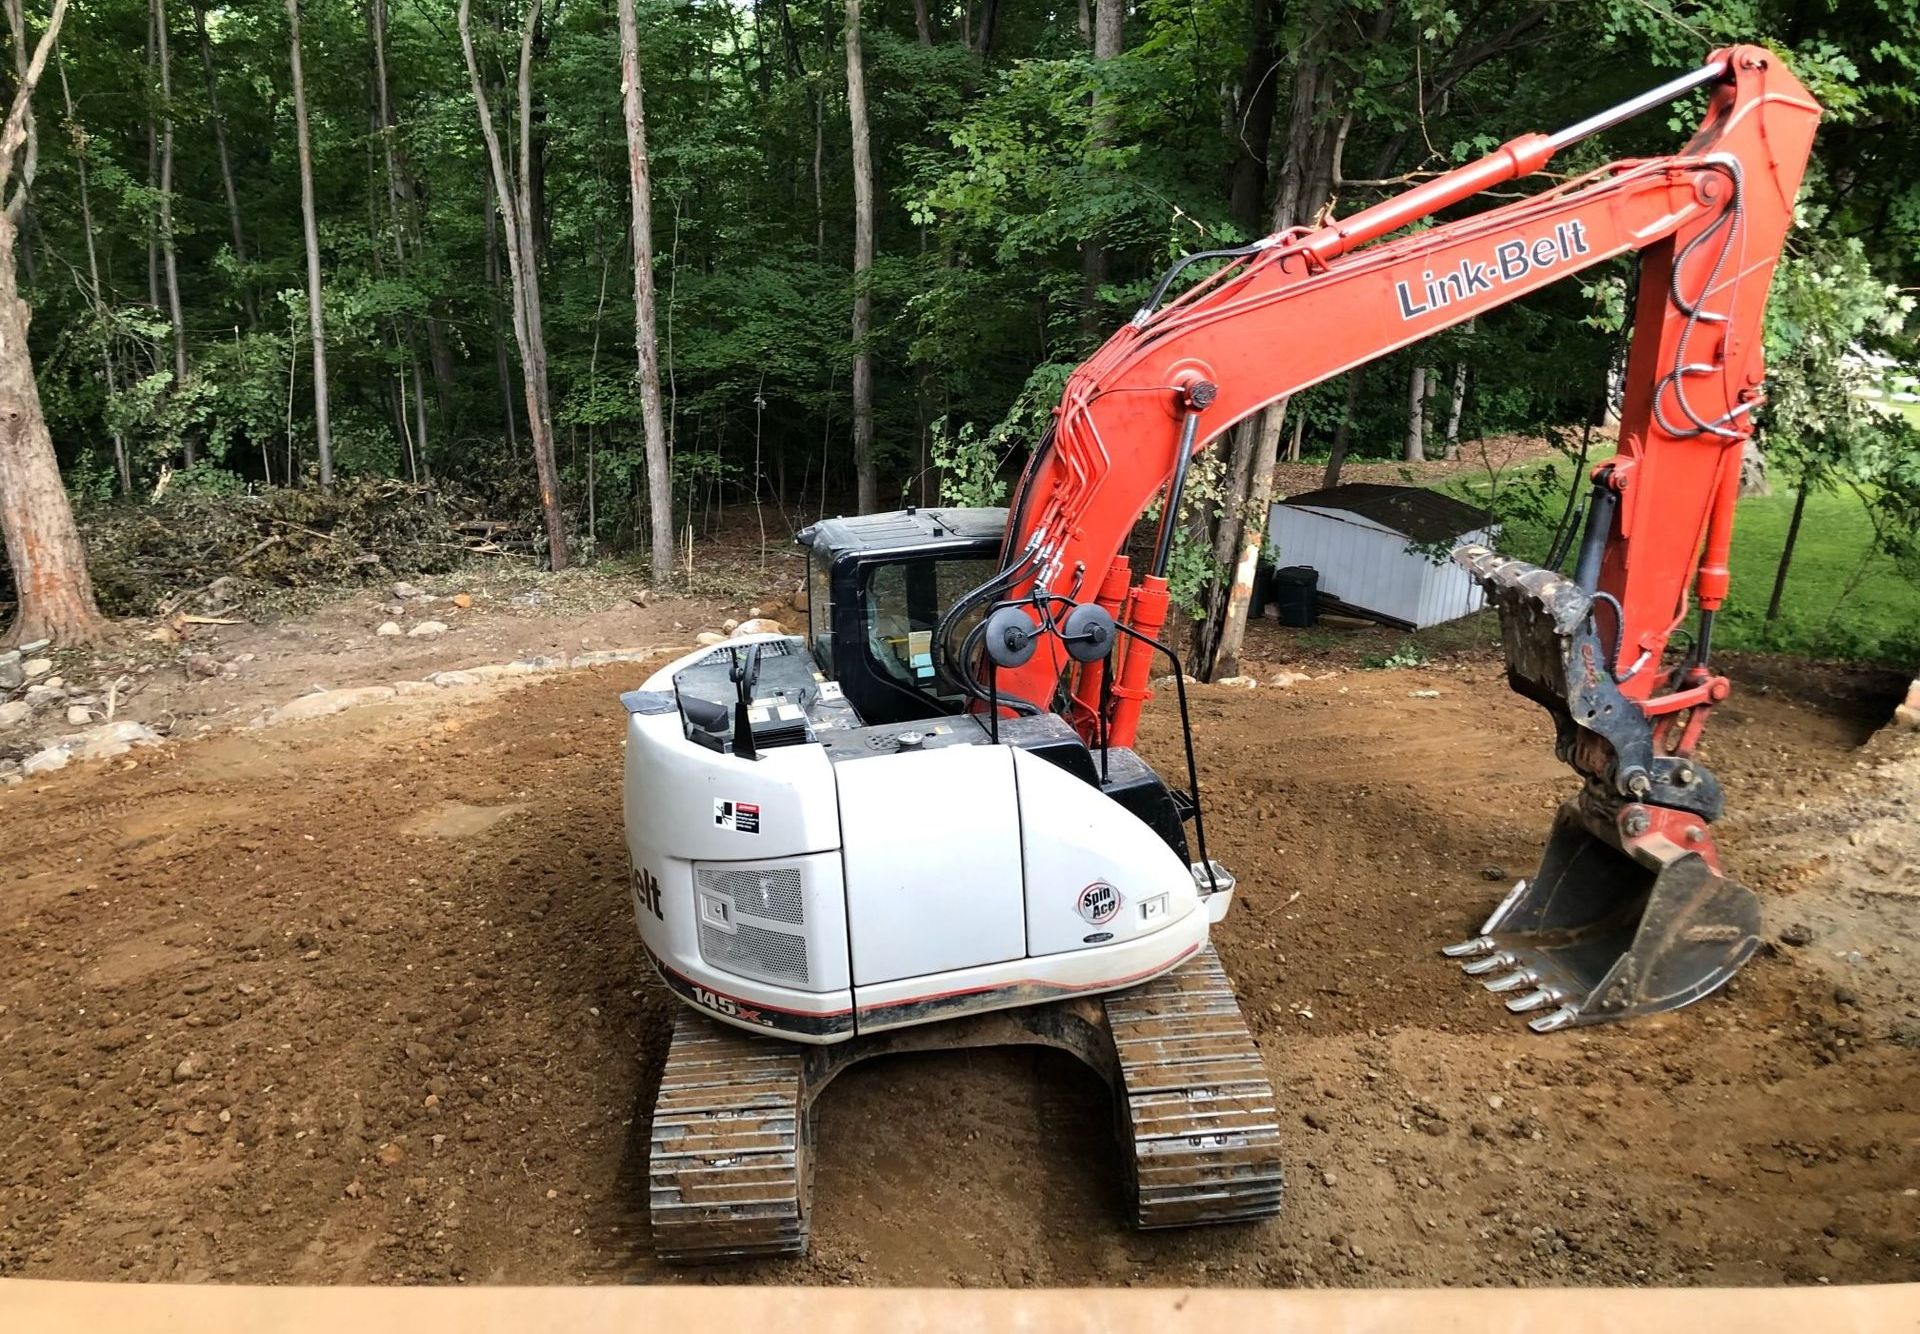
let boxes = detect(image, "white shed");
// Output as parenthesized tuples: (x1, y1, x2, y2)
(1266, 483, 1498, 630)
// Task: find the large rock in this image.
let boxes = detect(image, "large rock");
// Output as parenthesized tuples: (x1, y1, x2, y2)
(376, 621, 403, 637)
(1896, 676, 1920, 731)
(19, 721, 163, 774)
(0, 700, 29, 729)
(69, 721, 162, 762)
(731, 618, 788, 638)
(407, 620, 449, 638)
(264, 686, 398, 724)
(0, 649, 21, 691)
(21, 657, 52, 680)
(20, 746, 69, 776)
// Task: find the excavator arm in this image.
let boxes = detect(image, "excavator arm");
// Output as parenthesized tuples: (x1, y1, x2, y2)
(949, 47, 1821, 1032)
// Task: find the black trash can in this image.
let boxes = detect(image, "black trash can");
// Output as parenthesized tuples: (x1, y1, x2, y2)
(1271, 564, 1319, 627)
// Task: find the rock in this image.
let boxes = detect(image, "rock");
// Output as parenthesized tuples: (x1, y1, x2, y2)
(173, 1056, 200, 1083)
(20, 746, 70, 776)
(391, 680, 439, 697)
(732, 618, 788, 637)
(452, 593, 473, 609)
(41, 676, 63, 691)
(1218, 675, 1258, 689)
(721, 618, 740, 634)
(0, 656, 21, 691)
(407, 621, 449, 638)
(391, 581, 425, 600)
(376, 621, 403, 637)
(1267, 670, 1312, 687)
(64, 705, 92, 726)
(1321, 1171, 1337, 1187)
(1779, 922, 1815, 947)
(791, 584, 808, 613)
(1834, 986, 1861, 1008)
(695, 631, 728, 647)
(506, 656, 565, 675)
(344, 1179, 365, 1200)
(264, 686, 397, 724)
(0, 700, 28, 729)
(1488, 1095, 1505, 1111)
(424, 670, 481, 688)
(377, 1142, 406, 1166)
(184, 653, 221, 679)
(22, 657, 52, 680)
(572, 647, 673, 667)
(16, 638, 49, 654)
(24, 683, 63, 708)
(1480, 865, 1509, 882)
(69, 721, 162, 761)
(510, 589, 552, 608)
(1408, 689, 1442, 699)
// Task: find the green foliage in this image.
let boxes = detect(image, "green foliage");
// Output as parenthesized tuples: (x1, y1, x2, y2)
(929, 417, 1008, 508)
(1361, 641, 1429, 670)
(3, 0, 1915, 669)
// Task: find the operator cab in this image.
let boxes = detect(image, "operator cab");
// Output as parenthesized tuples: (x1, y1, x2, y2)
(796, 507, 1006, 725)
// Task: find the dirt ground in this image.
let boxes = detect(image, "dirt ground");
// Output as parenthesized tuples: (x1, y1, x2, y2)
(1, 592, 1915, 1289)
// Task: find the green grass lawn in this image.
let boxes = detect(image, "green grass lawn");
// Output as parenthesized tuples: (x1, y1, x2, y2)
(1441, 451, 1919, 666)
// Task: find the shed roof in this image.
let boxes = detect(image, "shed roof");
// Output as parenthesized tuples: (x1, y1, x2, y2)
(1279, 483, 1492, 542)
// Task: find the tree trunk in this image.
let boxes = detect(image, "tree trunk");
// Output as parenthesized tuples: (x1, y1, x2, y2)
(0, 0, 104, 646)
(459, 0, 568, 568)
(1765, 483, 1809, 623)
(1207, 15, 1349, 677)
(1078, 0, 1122, 333)
(1213, 403, 1284, 680)
(910, 0, 931, 45)
(1324, 368, 1362, 486)
(1739, 436, 1770, 497)
(1445, 361, 1468, 457)
(57, 53, 128, 494)
(617, 0, 674, 583)
(286, 0, 332, 486)
(153, 0, 190, 437)
(482, 171, 519, 456)
(971, 0, 998, 56)
(188, 0, 252, 325)
(1226, 0, 1275, 238)
(1404, 364, 1426, 462)
(844, 0, 876, 513)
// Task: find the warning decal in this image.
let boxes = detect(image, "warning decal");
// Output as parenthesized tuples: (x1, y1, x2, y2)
(713, 799, 762, 834)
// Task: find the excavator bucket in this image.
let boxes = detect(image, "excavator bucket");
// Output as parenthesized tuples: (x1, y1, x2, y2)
(1442, 800, 1760, 1032)
(1446, 545, 1761, 1033)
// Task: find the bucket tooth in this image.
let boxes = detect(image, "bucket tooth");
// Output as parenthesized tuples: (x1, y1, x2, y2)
(1461, 951, 1517, 977)
(1529, 1006, 1580, 1034)
(1441, 935, 1497, 959)
(1505, 987, 1561, 1014)
(1483, 970, 1536, 994)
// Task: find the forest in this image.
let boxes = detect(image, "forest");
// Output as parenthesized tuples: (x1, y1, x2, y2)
(0, 0, 1916, 667)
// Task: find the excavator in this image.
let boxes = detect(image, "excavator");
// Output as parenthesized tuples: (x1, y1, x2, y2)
(621, 47, 1820, 1259)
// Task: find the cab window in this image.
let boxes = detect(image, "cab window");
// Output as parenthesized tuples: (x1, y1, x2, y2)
(862, 556, 996, 704)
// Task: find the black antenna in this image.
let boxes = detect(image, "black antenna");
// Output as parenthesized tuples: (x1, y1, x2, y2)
(729, 645, 762, 761)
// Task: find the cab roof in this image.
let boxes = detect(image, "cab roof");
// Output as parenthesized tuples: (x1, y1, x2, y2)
(796, 507, 1007, 561)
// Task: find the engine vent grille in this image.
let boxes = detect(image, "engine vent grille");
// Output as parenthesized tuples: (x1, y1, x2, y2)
(699, 920, 810, 986)
(696, 866, 805, 924)
(695, 864, 809, 986)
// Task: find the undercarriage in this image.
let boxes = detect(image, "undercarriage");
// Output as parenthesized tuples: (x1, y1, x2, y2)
(648, 946, 1284, 1261)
